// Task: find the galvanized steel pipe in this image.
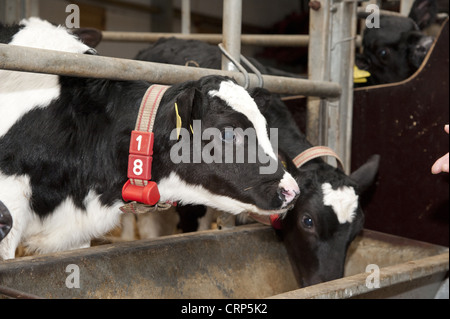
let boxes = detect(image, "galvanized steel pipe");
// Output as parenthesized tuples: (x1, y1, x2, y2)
(181, 0, 191, 34)
(102, 32, 312, 46)
(0, 43, 341, 97)
(101, 32, 361, 47)
(221, 0, 243, 72)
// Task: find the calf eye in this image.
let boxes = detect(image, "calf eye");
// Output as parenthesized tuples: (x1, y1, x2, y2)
(221, 127, 243, 144)
(301, 215, 314, 229)
(221, 128, 236, 143)
(377, 48, 389, 60)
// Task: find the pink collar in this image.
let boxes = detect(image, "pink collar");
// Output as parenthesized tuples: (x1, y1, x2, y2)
(122, 84, 170, 207)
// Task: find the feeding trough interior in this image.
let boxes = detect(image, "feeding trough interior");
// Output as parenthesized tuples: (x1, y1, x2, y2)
(0, 224, 447, 299)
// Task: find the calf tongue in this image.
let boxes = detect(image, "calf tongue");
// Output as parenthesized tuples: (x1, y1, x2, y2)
(248, 212, 282, 230)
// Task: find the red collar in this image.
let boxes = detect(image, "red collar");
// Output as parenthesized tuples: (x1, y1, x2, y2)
(122, 85, 170, 206)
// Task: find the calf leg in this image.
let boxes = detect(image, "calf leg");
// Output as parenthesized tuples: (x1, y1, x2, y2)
(136, 207, 179, 239)
(120, 213, 137, 241)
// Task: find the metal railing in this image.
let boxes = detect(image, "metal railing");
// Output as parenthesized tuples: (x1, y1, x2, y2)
(0, 0, 359, 171)
(0, 43, 341, 98)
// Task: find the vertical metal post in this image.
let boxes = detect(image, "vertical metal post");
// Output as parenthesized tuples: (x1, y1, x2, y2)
(181, 0, 191, 34)
(400, 0, 415, 16)
(219, 0, 242, 229)
(329, 0, 357, 172)
(307, 0, 357, 173)
(307, 0, 332, 148)
(0, 0, 38, 24)
(221, 0, 242, 72)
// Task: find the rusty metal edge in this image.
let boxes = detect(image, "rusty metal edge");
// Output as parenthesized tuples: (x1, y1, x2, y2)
(0, 284, 43, 299)
(268, 251, 449, 299)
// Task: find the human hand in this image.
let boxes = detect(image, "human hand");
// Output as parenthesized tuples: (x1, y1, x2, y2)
(431, 125, 449, 174)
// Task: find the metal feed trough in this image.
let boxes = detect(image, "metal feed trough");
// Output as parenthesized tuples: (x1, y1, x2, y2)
(0, 224, 447, 299)
(1, 0, 448, 299)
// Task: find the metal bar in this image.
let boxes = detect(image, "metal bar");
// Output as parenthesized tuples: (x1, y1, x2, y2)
(102, 31, 313, 46)
(269, 251, 450, 299)
(181, 0, 191, 34)
(0, 0, 37, 24)
(306, 0, 356, 173)
(331, 0, 358, 172)
(307, 0, 332, 147)
(221, 0, 242, 72)
(0, 44, 341, 97)
(400, 0, 415, 16)
(218, 43, 249, 89)
(0, 285, 43, 299)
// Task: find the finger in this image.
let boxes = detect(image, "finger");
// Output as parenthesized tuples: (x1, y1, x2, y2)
(432, 153, 449, 174)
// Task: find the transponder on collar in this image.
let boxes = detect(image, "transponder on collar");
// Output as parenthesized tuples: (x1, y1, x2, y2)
(122, 84, 170, 206)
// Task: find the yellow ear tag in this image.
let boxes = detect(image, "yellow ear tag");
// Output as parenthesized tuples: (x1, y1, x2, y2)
(353, 65, 371, 84)
(174, 103, 182, 140)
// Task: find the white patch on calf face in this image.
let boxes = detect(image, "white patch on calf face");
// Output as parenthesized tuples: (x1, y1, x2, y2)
(279, 171, 300, 208)
(209, 80, 277, 161)
(322, 183, 358, 224)
(158, 172, 290, 215)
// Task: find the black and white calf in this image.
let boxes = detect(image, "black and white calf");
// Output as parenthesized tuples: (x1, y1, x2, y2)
(135, 37, 303, 79)
(0, 18, 299, 259)
(136, 37, 380, 287)
(259, 97, 379, 287)
(356, 0, 437, 86)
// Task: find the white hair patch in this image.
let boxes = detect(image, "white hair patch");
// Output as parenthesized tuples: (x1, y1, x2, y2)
(12, 17, 90, 53)
(322, 183, 358, 224)
(208, 80, 277, 161)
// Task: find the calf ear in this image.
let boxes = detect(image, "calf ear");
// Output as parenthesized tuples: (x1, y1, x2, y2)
(174, 87, 201, 132)
(249, 87, 272, 113)
(408, 0, 437, 30)
(71, 28, 103, 48)
(350, 154, 380, 194)
(0, 201, 13, 242)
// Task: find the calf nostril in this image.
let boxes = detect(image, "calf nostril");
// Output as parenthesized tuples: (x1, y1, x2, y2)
(278, 188, 286, 202)
(278, 188, 299, 203)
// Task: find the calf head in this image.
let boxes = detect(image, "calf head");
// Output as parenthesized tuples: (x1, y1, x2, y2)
(280, 155, 379, 287)
(252, 92, 380, 287)
(356, 15, 434, 85)
(152, 76, 299, 215)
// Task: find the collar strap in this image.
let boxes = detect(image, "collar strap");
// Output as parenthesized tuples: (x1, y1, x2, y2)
(293, 146, 345, 170)
(255, 146, 344, 230)
(122, 84, 170, 206)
